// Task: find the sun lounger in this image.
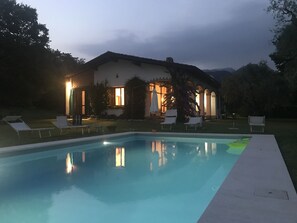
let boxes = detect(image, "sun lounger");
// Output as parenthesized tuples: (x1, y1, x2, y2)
(161, 109, 177, 130)
(52, 116, 90, 135)
(184, 116, 203, 131)
(2, 116, 22, 122)
(248, 116, 265, 132)
(2, 116, 53, 138)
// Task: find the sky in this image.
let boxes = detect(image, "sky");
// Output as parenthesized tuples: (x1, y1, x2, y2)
(19, 0, 276, 70)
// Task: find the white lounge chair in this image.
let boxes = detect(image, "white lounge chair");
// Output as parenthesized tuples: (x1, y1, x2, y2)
(2, 116, 22, 122)
(248, 116, 265, 133)
(184, 116, 203, 131)
(2, 116, 53, 138)
(161, 109, 177, 130)
(52, 116, 90, 135)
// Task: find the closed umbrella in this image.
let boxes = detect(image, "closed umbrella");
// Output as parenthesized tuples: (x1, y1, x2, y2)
(150, 88, 159, 114)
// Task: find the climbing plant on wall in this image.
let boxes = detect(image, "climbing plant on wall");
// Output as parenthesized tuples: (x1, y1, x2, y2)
(124, 77, 147, 119)
(89, 80, 109, 117)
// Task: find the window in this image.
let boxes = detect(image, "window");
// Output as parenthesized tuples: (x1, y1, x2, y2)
(82, 90, 86, 115)
(115, 87, 125, 106)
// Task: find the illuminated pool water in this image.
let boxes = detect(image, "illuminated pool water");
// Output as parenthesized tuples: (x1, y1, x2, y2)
(0, 134, 249, 223)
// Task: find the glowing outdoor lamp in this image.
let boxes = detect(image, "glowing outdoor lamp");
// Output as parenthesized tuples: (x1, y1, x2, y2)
(65, 80, 73, 115)
(103, 141, 110, 145)
(66, 81, 72, 90)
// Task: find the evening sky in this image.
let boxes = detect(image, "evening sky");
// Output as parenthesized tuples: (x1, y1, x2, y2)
(19, 0, 276, 69)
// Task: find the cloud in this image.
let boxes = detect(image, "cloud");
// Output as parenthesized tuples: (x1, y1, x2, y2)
(76, 1, 276, 69)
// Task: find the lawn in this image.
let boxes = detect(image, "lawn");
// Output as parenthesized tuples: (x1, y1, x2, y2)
(0, 115, 296, 190)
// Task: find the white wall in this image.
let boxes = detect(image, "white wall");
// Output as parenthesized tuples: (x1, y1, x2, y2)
(94, 60, 171, 86)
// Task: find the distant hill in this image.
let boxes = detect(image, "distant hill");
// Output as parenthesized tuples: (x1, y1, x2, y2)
(204, 68, 235, 82)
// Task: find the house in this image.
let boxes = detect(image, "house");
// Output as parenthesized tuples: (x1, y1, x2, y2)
(65, 51, 220, 118)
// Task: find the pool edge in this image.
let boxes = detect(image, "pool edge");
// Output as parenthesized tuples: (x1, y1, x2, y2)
(198, 134, 297, 223)
(0, 132, 249, 155)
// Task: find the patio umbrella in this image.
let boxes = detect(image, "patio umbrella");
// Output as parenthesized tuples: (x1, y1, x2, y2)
(150, 88, 159, 114)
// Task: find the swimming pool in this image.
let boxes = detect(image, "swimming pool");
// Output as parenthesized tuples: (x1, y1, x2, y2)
(0, 133, 249, 223)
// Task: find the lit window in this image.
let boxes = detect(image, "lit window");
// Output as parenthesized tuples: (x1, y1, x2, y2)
(115, 87, 125, 106)
(82, 90, 86, 115)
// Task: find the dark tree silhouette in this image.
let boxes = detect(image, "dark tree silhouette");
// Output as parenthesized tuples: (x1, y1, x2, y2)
(89, 81, 109, 117)
(0, 0, 84, 111)
(163, 67, 198, 122)
(222, 62, 289, 116)
(268, 0, 297, 107)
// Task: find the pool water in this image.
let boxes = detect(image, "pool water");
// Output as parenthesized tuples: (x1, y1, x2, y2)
(0, 134, 249, 223)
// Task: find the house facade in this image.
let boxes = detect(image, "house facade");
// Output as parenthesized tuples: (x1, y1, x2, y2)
(65, 51, 220, 118)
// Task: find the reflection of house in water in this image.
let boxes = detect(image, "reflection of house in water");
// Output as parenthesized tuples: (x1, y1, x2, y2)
(151, 141, 167, 167)
(150, 140, 179, 171)
(82, 152, 86, 163)
(63, 141, 219, 175)
(197, 142, 217, 158)
(65, 153, 74, 174)
(115, 147, 125, 168)
(65, 152, 88, 174)
(57, 139, 231, 204)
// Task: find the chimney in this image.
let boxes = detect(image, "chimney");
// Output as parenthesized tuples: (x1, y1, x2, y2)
(166, 57, 174, 63)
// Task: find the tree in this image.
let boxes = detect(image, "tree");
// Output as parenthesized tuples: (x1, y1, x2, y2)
(268, 0, 297, 102)
(164, 67, 198, 122)
(89, 81, 109, 117)
(0, 0, 84, 111)
(36, 50, 85, 111)
(268, 0, 297, 30)
(221, 74, 243, 115)
(0, 0, 49, 107)
(222, 62, 289, 116)
(270, 24, 297, 91)
(0, 0, 49, 47)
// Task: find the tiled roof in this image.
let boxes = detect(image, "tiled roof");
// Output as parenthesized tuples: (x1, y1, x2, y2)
(78, 51, 220, 88)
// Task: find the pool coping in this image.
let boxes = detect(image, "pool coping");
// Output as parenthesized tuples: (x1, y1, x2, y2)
(198, 134, 297, 223)
(0, 132, 296, 222)
(0, 132, 247, 155)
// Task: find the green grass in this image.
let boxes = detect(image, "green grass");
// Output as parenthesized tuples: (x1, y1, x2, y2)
(0, 116, 296, 190)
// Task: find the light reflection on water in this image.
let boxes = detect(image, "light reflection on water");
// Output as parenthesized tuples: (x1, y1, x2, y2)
(0, 135, 248, 223)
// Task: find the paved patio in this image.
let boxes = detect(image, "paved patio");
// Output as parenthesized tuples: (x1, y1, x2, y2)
(198, 134, 297, 223)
